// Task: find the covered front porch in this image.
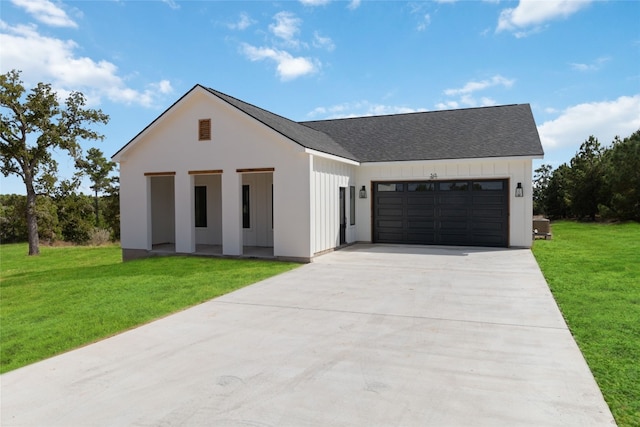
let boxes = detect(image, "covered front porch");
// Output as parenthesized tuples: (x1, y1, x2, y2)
(146, 169, 274, 259)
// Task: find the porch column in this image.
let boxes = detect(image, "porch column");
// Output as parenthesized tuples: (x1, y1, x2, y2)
(174, 172, 195, 254)
(222, 171, 242, 255)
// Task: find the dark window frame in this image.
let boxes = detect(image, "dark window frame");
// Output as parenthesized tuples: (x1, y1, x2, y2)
(194, 186, 207, 227)
(242, 185, 250, 229)
(350, 186, 356, 226)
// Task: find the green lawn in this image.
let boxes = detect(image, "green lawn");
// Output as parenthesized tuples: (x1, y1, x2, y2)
(0, 244, 299, 374)
(533, 221, 640, 427)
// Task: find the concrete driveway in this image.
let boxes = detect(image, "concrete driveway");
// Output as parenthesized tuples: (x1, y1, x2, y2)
(1, 244, 615, 426)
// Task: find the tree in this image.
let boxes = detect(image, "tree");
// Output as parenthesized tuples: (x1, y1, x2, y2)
(545, 164, 571, 220)
(533, 164, 553, 215)
(0, 70, 109, 255)
(603, 130, 640, 220)
(566, 136, 605, 220)
(75, 147, 117, 226)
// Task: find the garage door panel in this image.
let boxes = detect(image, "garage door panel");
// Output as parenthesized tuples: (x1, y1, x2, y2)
(406, 233, 437, 244)
(473, 221, 504, 231)
(377, 207, 403, 216)
(407, 196, 435, 205)
(472, 194, 505, 204)
(439, 220, 469, 230)
(471, 233, 505, 245)
(438, 195, 467, 204)
(377, 197, 403, 205)
(472, 207, 506, 217)
(439, 208, 468, 218)
(407, 220, 435, 230)
(407, 208, 434, 217)
(377, 220, 403, 228)
(374, 180, 508, 247)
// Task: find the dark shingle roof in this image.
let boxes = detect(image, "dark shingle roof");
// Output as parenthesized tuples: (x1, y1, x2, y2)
(114, 84, 543, 163)
(207, 86, 542, 162)
(300, 104, 544, 162)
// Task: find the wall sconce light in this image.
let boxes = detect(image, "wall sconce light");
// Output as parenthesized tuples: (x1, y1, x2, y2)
(359, 185, 367, 199)
(515, 182, 524, 197)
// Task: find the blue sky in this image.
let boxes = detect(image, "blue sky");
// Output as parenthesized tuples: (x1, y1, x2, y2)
(1, 0, 639, 195)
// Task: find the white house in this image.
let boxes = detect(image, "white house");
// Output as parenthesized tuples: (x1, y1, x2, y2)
(113, 85, 544, 262)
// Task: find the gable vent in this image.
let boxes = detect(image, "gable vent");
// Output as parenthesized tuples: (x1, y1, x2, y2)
(198, 119, 211, 141)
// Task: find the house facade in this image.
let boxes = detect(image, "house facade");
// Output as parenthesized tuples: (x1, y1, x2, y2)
(113, 85, 544, 262)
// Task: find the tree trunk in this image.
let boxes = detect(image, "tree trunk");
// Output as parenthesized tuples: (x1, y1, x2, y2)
(94, 187, 100, 226)
(25, 178, 40, 256)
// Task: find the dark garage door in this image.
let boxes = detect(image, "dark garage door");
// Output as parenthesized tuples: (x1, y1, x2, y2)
(373, 180, 509, 247)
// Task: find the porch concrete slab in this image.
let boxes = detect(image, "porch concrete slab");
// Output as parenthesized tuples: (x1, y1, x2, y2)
(1, 244, 615, 426)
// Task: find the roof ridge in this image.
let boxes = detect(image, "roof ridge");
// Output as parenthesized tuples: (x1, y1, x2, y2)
(300, 103, 527, 125)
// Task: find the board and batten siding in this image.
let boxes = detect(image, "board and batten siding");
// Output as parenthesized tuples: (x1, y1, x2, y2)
(355, 157, 535, 248)
(311, 156, 357, 254)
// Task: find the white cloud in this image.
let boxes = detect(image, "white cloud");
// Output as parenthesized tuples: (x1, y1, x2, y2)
(0, 21, 173, 108)
(347, 0, 361, 10)
(417, 14, 431, 31)
(161, 0, 180, 10)
(497, 0, 592, 35)
(437, 75, 511, 109)
(538, 95, 640, 150)
(435, 100, 459, 110)
(444, 75, 514, 96)
(11, 0, 77, 28)
(228, 12, 255, 31)
(269, 11, 302, 46)
(570, 56, 611, 72)
(307, 101, 427, 119)
(241, 43, 318, 81)
(313, 31, 335, 51)
(299, 0, 331, 6)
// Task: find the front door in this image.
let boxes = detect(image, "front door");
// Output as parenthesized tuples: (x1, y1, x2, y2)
(339, 187, 346, 245)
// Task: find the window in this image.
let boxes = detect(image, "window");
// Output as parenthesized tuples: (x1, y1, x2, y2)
(194, 186, 207, 227)
(472, 181, 504, 191)
(408, 182, 434, 192)
(439, 182, 468, 191)
(242, 185, 250, 229)
(377, 183, 403, 192)
(350, 186, 356, 225)
(198, 119, 211, 141)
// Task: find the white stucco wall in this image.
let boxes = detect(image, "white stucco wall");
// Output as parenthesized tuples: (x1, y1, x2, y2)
(354, 157, 536, 248)
(310, 156, 357, 254)
(116, 88, 312, 259)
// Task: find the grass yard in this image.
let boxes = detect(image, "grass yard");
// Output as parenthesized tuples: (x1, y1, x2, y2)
(0, 244, 299, 374)
(533, 221, 640, 427)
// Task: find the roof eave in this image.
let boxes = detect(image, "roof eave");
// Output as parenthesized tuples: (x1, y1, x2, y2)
(359, 154, 544, 166)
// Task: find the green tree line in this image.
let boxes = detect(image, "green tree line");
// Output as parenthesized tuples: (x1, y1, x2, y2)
(534, 130, 640, 221)
(0, 179, 119, 245)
